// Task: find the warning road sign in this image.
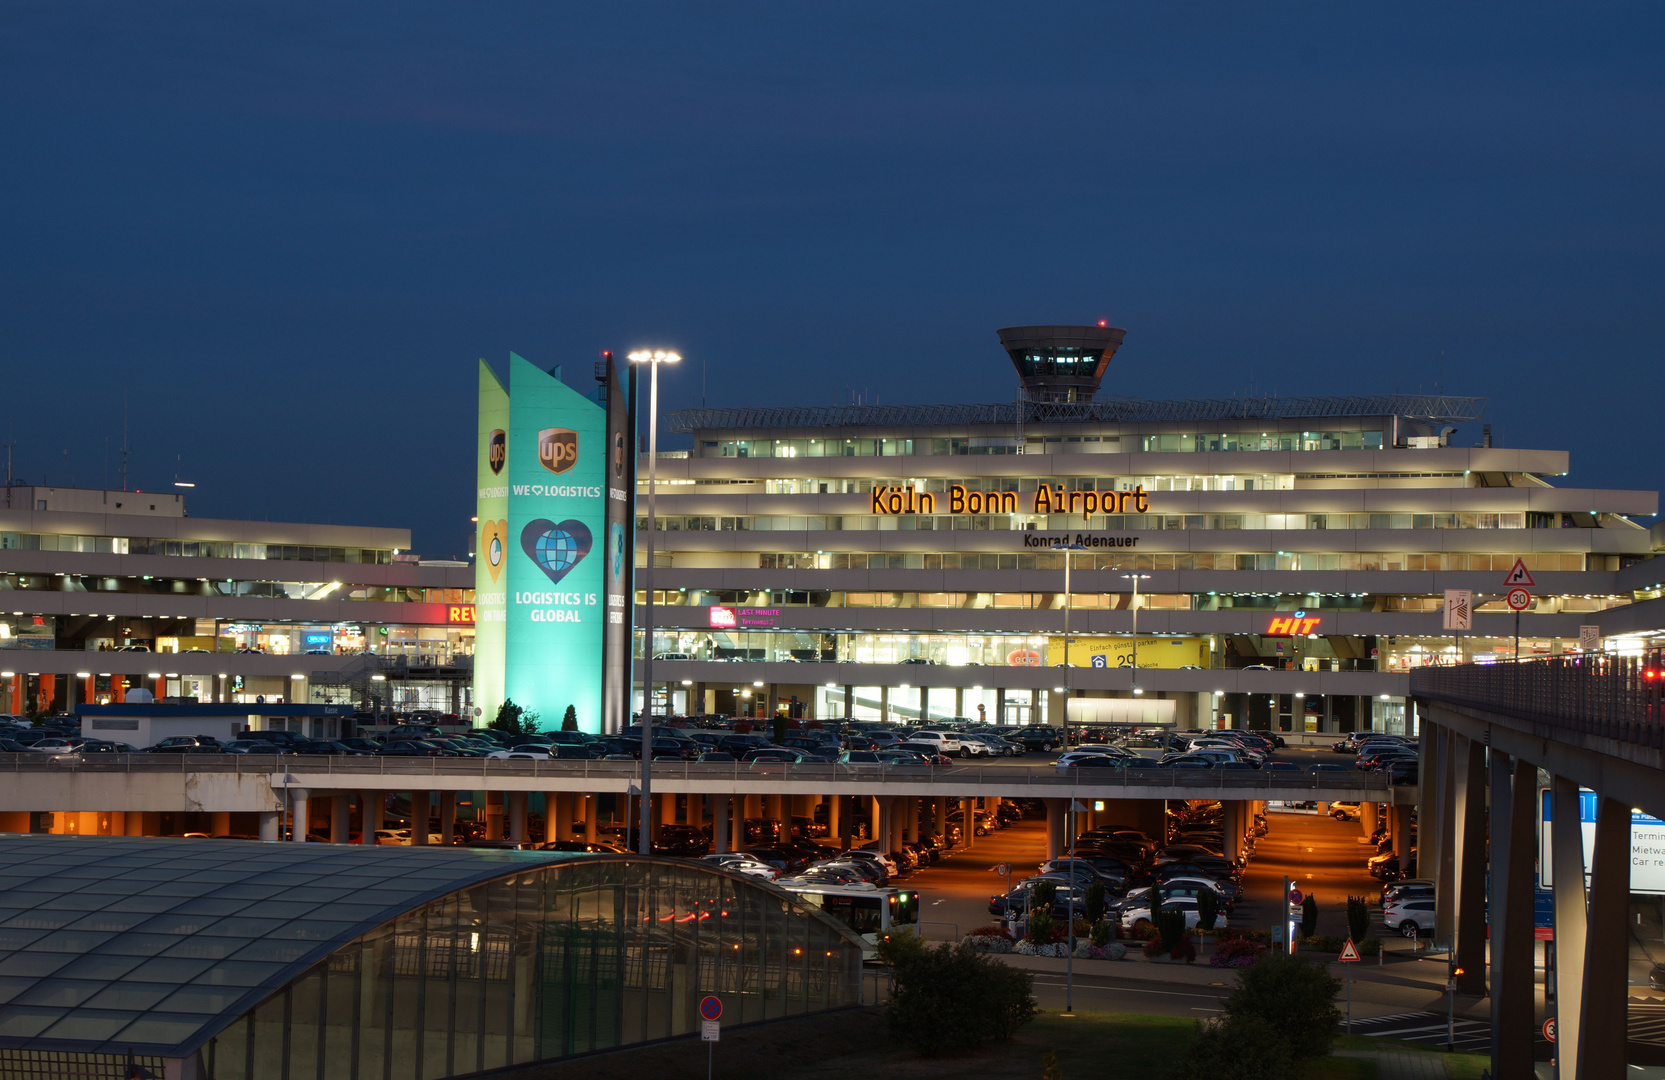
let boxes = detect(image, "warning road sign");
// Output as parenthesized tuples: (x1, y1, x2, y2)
(1506, 588, 1532, 611)
(1338, 939, 1361, 962)
(1502, 558, 1537, 587)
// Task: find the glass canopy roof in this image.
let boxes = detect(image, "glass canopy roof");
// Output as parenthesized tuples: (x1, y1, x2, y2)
(0, 835, 572, 1058)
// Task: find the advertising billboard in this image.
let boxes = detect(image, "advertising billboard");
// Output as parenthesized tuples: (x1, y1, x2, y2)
(502, 353, 607, 733)
(472, 360, 511, 722)
(600, 355, 633, 734)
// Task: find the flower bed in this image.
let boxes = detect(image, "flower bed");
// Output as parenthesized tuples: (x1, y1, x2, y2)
(1209, 929, 1269, 968)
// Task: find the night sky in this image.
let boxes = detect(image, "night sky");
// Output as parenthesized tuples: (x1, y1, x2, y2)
(3, 4, 1660, 555)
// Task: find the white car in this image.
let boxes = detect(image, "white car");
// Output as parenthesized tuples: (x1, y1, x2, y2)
(486, 746, 551, 760)
(374, 829, 412, 846)
(957, 734, 998, 757)
(1385, 897, 1436, 937)
(29, 738, 80, 755)
(911, 730, 967, 756)
(1119, 895, 1225, 932)
(701, 853, 778, 880)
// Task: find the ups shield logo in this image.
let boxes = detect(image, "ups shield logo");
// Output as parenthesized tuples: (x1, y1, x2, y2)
(538, 428, 579, 474)
(488, 430, 506, 475)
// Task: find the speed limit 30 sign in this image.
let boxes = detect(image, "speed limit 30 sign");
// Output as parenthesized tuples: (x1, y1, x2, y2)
(1506, 588, 1532, 611)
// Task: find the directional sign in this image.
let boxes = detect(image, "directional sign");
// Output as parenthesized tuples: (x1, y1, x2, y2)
(1503, 558, 1537, 587)
(699, 996, 723, 1022)
(1544, 1017, 1556, 1043)
(1506, 588, 1533, 612)
(1443, 589, 1473, 631)
(1338, 939, 1361, 962)
(1288, 888, 1304, 906)
(1579, 625, 1601, 652)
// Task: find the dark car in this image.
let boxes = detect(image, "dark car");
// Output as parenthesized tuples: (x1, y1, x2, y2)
(719, 733, 775, 756)
(148, 735, 224, 752)
(1385, 760, 1419, 785)
(1010, 726, 1064, 751)
(653, 824, 711, 857)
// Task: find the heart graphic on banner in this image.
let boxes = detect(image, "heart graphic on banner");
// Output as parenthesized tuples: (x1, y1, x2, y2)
(481, 520, 508, 584)
(520, 519, 593, 586)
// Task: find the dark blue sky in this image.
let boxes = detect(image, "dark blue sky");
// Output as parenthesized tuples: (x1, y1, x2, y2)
(3, 3, 1660, 554)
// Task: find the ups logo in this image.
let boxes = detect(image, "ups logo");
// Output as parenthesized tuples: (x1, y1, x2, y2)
(488, 429, 506, 475)
(538, 428, 579, 474)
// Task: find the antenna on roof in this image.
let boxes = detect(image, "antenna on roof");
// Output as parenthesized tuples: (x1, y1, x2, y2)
(120, 393, 130, 492)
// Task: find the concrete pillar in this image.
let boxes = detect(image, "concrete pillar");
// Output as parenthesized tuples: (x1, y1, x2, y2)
(124, 812, 144, 837)
(932, 797, 945, 840)
(1361, 800, 1378, 838)
(1490, 755, 1538, 1080)
(1390, 805, 1412, 861)
(1453, 736, 1487, 995)
(1551, 776, 1587, 1080)
(879, 685, 890, 725)
(330, 796, 350, 843)
(259, 811, 280, 842)
(1433, 727, 1458, 948)
(411, 790, 431, 845)
(709, 797, 727, 853)
(825, 794, 841, 843)
(962, 797, 976, 848)
(439, 791, 457, 845)
(360, 790, 382, 844)
(507, 792, 528, 844)
(773, 794, 791, 841)
(485, 792, 504, 840)
(1577, 797, 1632, 1079)
(876, 798, 893, 853)
(688, 793, 704, 832)
(584, 796, 598, 843)
(1045, 798, 1065, 860)
(211, 811, 232, 837)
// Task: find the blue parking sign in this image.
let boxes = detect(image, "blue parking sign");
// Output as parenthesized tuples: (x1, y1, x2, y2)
(1090, 655, 1107, 668)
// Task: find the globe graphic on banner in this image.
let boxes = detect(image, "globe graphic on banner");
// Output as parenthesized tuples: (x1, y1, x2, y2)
(519, 519, 592, 586)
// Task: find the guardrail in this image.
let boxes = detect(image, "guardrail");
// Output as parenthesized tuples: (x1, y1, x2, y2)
(1411, 654, 1665, 748)
(0, 753, 1398, 793)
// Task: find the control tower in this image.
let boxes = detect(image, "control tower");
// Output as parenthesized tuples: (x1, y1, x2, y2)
(996, 323, 1127, 403)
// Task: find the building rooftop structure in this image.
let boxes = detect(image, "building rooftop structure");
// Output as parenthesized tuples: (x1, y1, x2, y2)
(0, 835, 864, 1077)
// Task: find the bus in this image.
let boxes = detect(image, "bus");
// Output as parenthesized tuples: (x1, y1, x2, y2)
(779, 881, 920, 958)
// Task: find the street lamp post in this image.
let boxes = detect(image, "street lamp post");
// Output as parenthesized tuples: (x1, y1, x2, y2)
(628, 349, 680, 856)
(1052, 543, 1088, 727)
(1121, 572, 1151, 694)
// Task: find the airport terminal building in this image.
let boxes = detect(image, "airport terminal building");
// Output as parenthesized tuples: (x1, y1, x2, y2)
(632, 324, 1661, 735)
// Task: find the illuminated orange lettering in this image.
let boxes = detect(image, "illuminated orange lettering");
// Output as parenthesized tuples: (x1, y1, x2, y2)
(949, 485, 966, 513)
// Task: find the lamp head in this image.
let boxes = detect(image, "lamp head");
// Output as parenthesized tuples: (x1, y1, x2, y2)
(627, 350, 681, 365)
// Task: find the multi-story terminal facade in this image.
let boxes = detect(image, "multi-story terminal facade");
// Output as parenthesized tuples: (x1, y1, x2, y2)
(632, 324, 1661, 737)
(0, 485, 475, 729)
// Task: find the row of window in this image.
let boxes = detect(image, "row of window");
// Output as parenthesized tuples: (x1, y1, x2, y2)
(746, 551, 1593, 572)
(701, 430, 1388, 458)
(0, 533, 396, 563)
(755, 475, 1298, 495)
(0, 574, 472, 605)
(638, 589, 1627, 612)
(643, 511, 1557, 532)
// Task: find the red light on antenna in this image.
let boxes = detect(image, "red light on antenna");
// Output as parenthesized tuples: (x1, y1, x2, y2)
(1097, 320, 1107, 327)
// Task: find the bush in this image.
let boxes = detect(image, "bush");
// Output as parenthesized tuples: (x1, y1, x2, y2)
(1084, 881, 1106, 924)
(1218, 952, 1342, 1063)
(968, 924, 1014, 940)
(488, 698, 541, 737)
(1220, 927, 1272, 946)
(1300, 892, 1318, 939)
(1298, 934, 1348, 954)
(1030, 879, 1057, 913)
(1359, 937, 1382, 957)
(1209, 935, 1266, 968)
(887, 940, 1037, 1057)
(1090, 920, 1114, 948)
(1154, 904, 1188, 957)
(1025, 914, 1060, 945)
(1169, 1014, 1294, 1080)
(1196, 888, 1220, 932)
(1346, 895, 1370, 945)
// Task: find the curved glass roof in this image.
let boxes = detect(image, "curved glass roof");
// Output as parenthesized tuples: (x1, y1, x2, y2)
(0, 835, 573, 1058)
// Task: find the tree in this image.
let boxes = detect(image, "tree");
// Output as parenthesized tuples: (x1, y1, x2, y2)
(771, 713, 788, 744)
(1219, 952, 1342, 1063)
(1300, 892, 1318, 939)
(1346, 895, 1370, 945)
(886, 940, 1036, 1057)
(561, 704, 578, 732)
(1084, 881, 1106, 924)
(1196, 887, 1220, 933)
(488, 698, 541, 738)
(1170, 1015, 1293, 1080)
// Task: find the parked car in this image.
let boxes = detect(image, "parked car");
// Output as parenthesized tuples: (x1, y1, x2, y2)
(1385, 897, 1437, 937)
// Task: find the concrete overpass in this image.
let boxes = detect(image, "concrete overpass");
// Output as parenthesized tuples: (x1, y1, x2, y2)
(1413, 653, 1665, 1080)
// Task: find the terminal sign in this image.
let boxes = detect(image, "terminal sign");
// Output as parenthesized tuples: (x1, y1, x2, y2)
(870, 483, 1150, 520)
(1264, 614, 1322, 636)
(446, 605, 476, 625)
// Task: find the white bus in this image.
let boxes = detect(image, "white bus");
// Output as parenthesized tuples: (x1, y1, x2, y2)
(779, 881, 920, 957)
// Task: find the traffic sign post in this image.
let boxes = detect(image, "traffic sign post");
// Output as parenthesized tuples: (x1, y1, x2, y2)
(1338, 939, 1360, 1032)
(1506, 587, 1532, 660)
(699, 997, 722, 1080)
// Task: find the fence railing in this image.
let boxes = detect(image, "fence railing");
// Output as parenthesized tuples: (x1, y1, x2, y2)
(1411, 653, 1665, 748)
(0, 753, 1396, 794)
